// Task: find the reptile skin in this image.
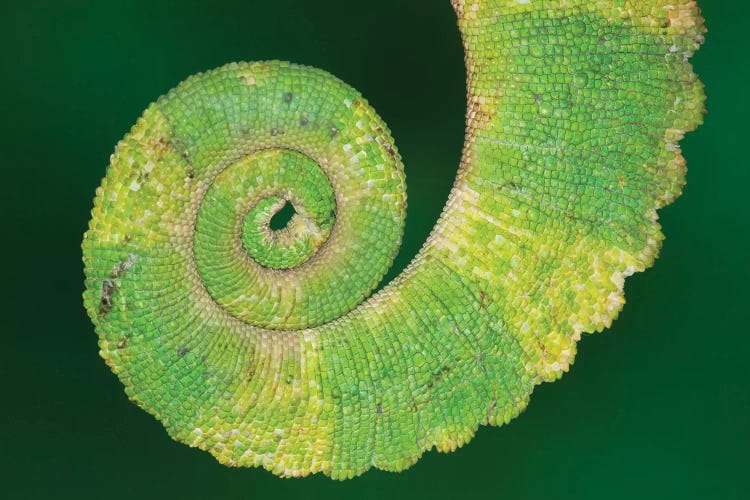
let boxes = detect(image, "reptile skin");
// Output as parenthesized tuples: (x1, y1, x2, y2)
(82, 0, 705, 479)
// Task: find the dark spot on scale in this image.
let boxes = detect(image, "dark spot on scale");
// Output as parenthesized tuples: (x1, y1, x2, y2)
(598, 36, 607, 43)
(329, 125, 340, 138)
(479, 290, 486, 307)
(123, 234, 131, 244)
(117, 339, 127, 349)
(99, 279, 116, 314)
(427, 365, 453, 389)
(177, 347, 190, 357)
(299, 116, 309, 127)
(99, 256, 136, 314)
(533, 93, 542, 104)
(283, 92, 293, 104)
(271, 128, 284, 136)
(384, 142, 397, 159)
(187, 169, 195, 180)
(376, 404, 383, 414)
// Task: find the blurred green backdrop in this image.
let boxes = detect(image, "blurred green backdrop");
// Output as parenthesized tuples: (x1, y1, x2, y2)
(2, 1, 747, 498)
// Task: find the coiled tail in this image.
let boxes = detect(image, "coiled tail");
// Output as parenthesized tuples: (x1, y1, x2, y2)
(83, 1, 705, 479)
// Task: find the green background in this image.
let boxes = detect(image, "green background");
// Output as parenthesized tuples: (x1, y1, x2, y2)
(3, 1, 747, 498)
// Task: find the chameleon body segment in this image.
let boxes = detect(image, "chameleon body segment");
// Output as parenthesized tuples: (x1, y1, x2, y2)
(83, 1, 705, 479)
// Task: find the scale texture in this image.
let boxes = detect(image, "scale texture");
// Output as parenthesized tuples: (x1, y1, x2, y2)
(83, 0, 705, 479)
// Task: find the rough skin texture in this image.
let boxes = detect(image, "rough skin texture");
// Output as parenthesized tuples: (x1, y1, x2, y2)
(83, 1, 705, 479)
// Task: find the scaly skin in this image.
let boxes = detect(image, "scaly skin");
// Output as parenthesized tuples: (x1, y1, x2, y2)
(82, 1, 705, 479)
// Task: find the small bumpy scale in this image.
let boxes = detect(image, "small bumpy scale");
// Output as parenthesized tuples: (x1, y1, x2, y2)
(83, 0, 705, 479)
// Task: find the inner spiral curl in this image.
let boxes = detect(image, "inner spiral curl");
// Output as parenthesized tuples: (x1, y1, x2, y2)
(165, 62, 408, 330)
(198, 148, 335, 272)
